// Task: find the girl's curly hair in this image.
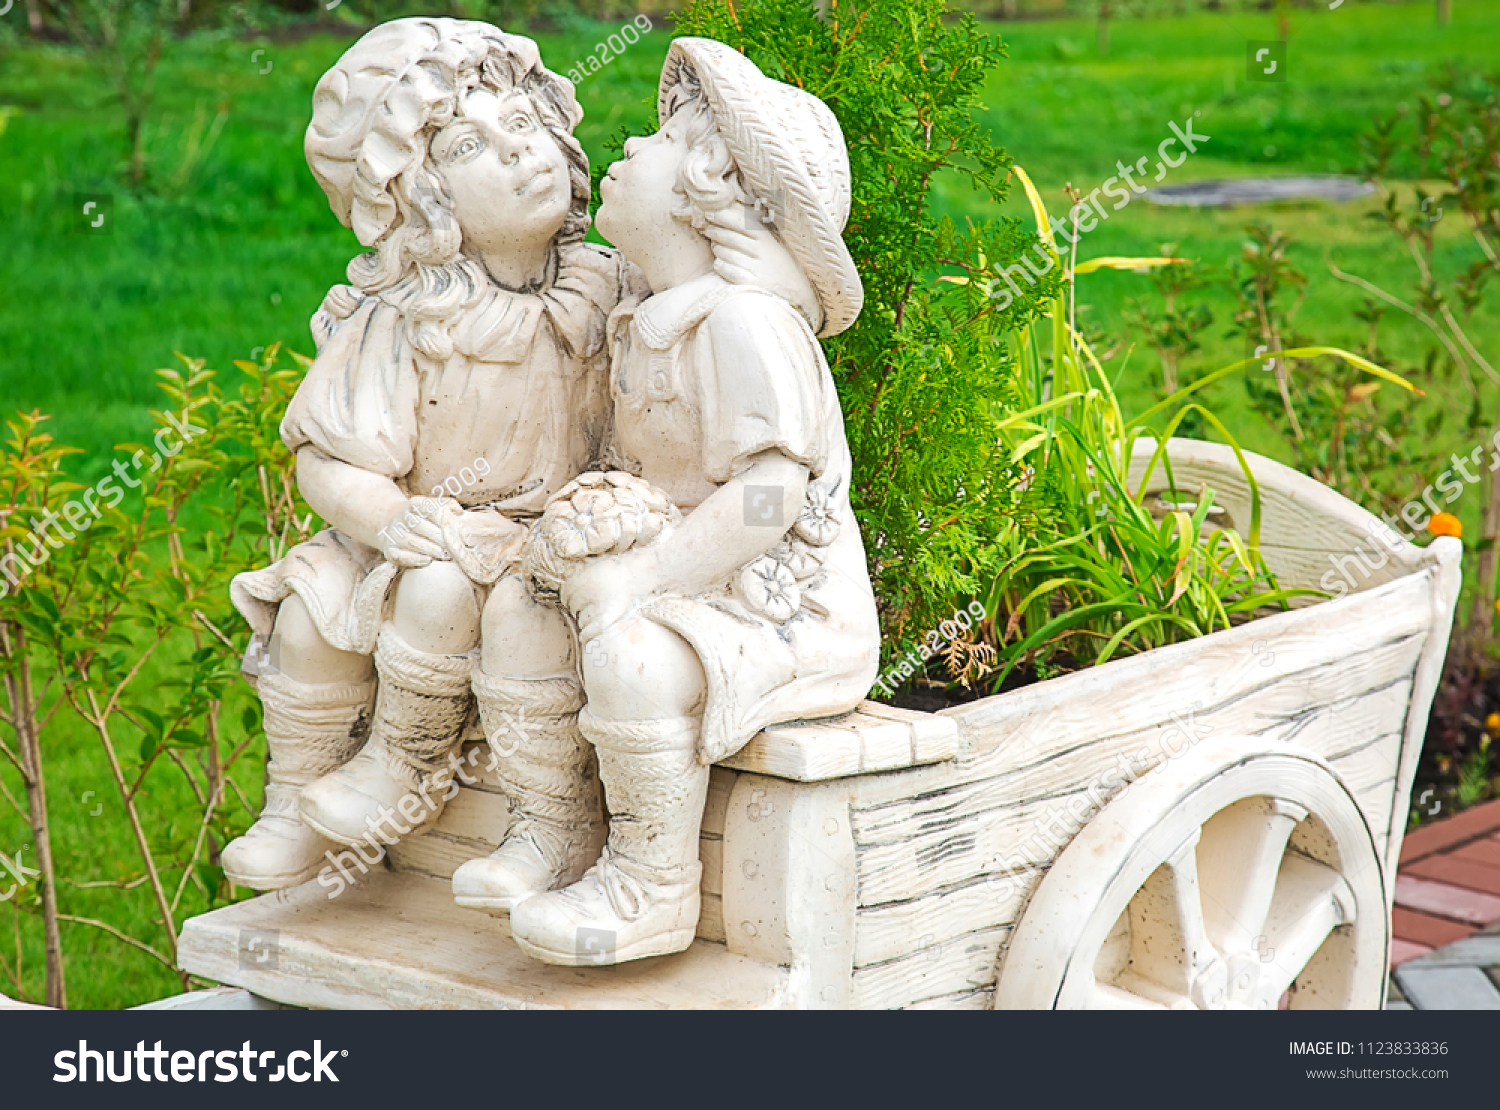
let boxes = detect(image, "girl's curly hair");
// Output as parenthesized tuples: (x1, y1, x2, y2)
(308, 20, 590, 360)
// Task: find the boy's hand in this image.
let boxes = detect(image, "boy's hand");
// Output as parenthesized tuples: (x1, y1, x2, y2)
(377, 499, 449, 568)
(562, 554, 642, 645)
(705, 221, 818, 327)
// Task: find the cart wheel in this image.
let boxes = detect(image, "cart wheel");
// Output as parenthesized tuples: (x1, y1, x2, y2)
(993, 737, 1388, 1010)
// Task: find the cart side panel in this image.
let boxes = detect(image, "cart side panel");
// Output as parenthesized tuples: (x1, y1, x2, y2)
(843, 570, 1437, 1009)
(1382, 536, 1463, 893)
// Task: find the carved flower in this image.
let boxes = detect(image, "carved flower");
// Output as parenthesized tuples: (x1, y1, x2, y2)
(524, 471, 680, 596)
(793, 481, 839, 547)
(771, 538, 823, 581)
(738, 555, 801, 623)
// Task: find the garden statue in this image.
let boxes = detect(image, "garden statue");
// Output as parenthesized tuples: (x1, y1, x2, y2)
(224, 18, 628, 891)
(221, 17, 881, 969)
(162, 12, 1456, 1012)
(464, 37, 882, 965)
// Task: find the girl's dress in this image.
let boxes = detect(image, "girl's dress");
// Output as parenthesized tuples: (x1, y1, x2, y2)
(232, 245, 624, 654)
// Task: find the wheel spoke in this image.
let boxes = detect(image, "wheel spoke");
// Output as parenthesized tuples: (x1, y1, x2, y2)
(1093, 911, 1130, 985)
(1125, 831, 1219, 997)
(1255, 851, 1356, 1005)
(1198, 797, 1307, 954)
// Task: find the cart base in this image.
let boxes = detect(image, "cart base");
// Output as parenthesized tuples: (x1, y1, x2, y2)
(178, 869, 791, 1010)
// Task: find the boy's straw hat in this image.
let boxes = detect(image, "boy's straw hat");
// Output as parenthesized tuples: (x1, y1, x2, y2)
(659, 38, 863, 338)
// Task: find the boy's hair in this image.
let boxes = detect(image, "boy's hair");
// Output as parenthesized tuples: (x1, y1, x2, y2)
(660, 64, 757, 231)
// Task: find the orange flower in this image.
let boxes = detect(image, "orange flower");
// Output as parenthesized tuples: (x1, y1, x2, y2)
(1428, 512, 1462, 539)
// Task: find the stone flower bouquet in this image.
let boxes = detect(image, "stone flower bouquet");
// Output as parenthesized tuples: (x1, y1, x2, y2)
(524, 471, 682, 599)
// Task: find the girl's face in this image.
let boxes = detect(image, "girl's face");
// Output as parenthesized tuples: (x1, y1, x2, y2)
(431, 86, 572, 261)
(595, 113, 694, 256)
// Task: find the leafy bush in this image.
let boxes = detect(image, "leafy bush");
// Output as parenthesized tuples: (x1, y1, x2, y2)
(962, 172, 1407, 688)
(1354, 69, 1500, 811)
(0, 347, 311, 1007)
(672, 0, 1405, 693)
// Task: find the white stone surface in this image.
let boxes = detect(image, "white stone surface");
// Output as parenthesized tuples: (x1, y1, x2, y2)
(180, 871, 790, 1010)
(223, 18, 627, 896)
(474, 35, 880, 965)
(131, 987, 284, 1011)
(181, 435, 1460, 1007)
(215, 21, 884, 971)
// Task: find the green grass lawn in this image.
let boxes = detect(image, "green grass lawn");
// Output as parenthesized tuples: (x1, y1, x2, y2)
(1, 1, 1498, 1008)
(3, 3, 1496, 476)
(968, 1, 1500, 472)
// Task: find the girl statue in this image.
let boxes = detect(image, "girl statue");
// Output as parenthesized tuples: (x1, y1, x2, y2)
(223, 19, 629, 891)
(466, 38, 881, 965)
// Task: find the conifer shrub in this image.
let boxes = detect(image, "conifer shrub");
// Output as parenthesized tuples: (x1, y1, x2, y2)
(671, 0, 1407, 689)
(673, 0, 1062, 652)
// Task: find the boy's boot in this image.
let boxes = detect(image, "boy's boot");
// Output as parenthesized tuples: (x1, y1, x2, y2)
(509, 711, 708, 966)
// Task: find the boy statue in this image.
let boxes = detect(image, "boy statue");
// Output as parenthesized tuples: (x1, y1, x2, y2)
(461, 38, 882, 965)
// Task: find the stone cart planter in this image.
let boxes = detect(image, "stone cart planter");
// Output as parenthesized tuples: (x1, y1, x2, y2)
(178, 438, 1460, 1009)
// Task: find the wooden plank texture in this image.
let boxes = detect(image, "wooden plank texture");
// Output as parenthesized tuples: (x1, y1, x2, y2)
(934, 572, 1431, 776)
(851, 926, 1011, 1009)
(850, 616, 1427, 912)
(720, 701, 959, 782)
(1127, 438, 1428, 597)
(855, 874, 1030, 969)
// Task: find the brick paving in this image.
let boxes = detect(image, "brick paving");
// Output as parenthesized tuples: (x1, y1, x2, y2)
(1388, 798, 1500, 1009)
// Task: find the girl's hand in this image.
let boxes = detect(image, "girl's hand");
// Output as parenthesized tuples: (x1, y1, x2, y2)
(376, 499, 449, 568)
(562, 554, 646, 645)
(436, 501, 529, 584)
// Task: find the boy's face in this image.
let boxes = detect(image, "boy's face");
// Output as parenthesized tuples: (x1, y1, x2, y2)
(596, 112, 693, 255)
(431, 87, 572, 261)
